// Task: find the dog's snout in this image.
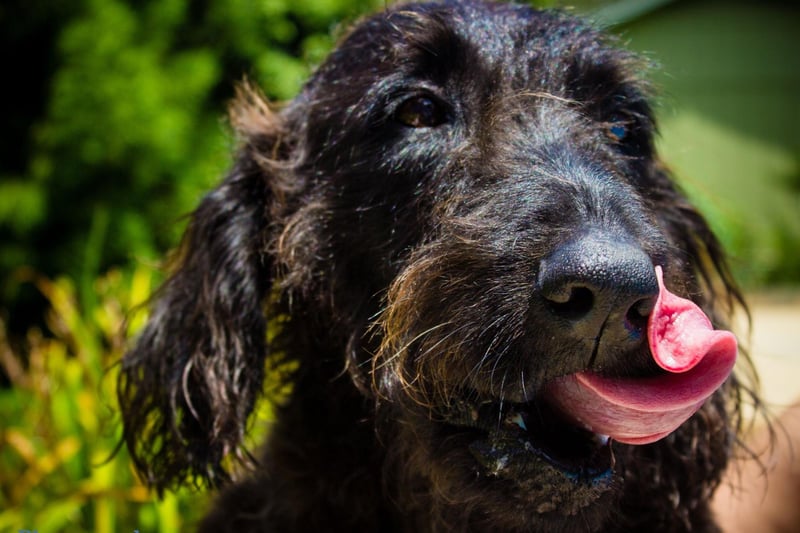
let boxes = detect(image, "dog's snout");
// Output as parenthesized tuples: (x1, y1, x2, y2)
(538, 231, 658, 352)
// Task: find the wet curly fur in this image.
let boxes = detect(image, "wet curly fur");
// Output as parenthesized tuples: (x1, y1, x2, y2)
(118, 2, 754, 531)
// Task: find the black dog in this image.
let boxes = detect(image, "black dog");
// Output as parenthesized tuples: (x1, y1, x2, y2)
(119, 2, 752, 531)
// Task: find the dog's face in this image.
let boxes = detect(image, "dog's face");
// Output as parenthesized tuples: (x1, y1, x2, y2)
(120, 2, 744, 530)
(271, 1, 736, 525)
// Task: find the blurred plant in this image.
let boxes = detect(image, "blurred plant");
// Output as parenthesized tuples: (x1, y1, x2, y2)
(0, 265, 204, 532)
(0, 0, 383, 331)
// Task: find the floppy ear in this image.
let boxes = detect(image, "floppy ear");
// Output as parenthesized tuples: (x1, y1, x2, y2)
(118, 84, 286, 491)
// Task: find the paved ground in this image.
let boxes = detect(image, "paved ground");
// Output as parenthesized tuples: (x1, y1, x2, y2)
(742, 290, 800, 419)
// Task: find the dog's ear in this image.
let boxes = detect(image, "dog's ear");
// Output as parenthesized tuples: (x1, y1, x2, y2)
(118, 83, 288, 491)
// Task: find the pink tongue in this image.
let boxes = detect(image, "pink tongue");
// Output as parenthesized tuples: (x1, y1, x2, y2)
(547, 266, 737, 445)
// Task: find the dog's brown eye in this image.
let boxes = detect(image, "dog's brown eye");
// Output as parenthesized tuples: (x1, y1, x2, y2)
(395, 96, 447, 128)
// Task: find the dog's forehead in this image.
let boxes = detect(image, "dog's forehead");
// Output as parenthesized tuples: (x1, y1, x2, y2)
(312, 1, 630, 95)
(292, 0, 654, 165)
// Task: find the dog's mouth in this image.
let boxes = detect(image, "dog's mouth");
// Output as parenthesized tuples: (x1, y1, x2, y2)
(445, 395, 616, 482)
(442, 267, 738, 488)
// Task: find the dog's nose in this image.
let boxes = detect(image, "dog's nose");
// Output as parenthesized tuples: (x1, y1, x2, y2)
(538, 231, 658, 353)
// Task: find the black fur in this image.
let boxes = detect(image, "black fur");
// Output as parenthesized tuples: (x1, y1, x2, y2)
(119, 2, 752, 531)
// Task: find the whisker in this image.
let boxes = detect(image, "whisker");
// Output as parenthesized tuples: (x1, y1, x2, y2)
(375, 321, 478, 389)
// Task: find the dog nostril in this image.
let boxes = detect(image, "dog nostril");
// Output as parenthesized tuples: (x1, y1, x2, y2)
(624, 295, 656, 334)
(546, 286, 595, 320)
(537, 232, 660, 350)
(631, 295, 656, 318)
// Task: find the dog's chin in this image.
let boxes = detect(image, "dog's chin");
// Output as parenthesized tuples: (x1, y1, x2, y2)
(435, 392, 619, 517)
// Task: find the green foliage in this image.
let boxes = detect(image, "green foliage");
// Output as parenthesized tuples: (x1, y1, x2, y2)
(0, 0, 383, 319)
(0, 265, 206, 532)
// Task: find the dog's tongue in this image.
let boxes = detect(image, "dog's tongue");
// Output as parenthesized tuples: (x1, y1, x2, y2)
(547, 266, 737, 445)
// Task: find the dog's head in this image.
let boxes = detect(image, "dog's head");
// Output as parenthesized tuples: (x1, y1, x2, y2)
(119, 1, 748, 529)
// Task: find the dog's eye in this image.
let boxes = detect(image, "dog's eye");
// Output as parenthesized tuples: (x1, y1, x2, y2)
(609, 123, 627, 141)
(395, 96, 447, 128)
(607, 116, 629, 142)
